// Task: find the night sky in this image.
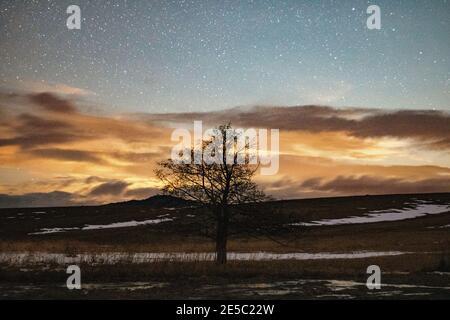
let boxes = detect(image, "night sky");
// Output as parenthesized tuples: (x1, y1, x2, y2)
(1, 0, 449, 113)
(0, 1, 449, 206)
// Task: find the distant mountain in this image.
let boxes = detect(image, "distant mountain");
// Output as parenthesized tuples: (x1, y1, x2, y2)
(110, 194, 196, 208)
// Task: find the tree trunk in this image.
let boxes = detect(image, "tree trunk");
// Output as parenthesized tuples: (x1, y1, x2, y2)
(215, 206, 229, 264)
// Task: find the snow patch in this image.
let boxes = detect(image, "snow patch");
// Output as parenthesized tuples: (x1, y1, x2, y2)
(293, 203, 450, 227)
(29, 218, 173, 235)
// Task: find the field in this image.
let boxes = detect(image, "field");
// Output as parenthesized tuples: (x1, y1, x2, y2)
(0, 193, 449, 299)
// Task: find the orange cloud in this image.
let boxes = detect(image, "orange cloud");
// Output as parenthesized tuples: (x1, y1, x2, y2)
(0, 92, 449, 206)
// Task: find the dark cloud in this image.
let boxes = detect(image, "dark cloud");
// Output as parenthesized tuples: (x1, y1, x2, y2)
(0, 178, 158, 208)
(0, 191, 77, 208)
(300, 177, 323, 189)
(0, 91, 167, 151)
(28, 92, 77, 113)
(301, 175, 450, 195)
(30, 148, 105, 164)
(0, 112, 81, 149)
(17, 113, 70, 130)
(134, 105, 366, 130)
(88, 181, 131, 197)
(27, 148, 166, 165)
(0, 133, 84, 149)
(260, 176, 328, 200)
(138, 105, 450, 148)
(352, 110, 450, 143)
(84, 176, 112, 184)
(4, 89, 450, 149)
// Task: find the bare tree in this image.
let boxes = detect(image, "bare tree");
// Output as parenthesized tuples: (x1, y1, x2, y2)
(155, 124, 268, 264)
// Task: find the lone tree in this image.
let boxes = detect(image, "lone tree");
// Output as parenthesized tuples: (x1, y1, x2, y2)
(155, 124, 267, 264)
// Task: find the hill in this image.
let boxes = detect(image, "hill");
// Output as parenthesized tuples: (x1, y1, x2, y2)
(109, 194, 196, 208)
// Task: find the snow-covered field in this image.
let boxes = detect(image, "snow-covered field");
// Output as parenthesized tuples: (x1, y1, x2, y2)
(293, 202, 450, 227)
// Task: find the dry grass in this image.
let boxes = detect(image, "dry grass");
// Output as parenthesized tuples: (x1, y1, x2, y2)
(0, 240, 214, 254)
(1, 225, 449, 254)
(0, 252, 445, 284)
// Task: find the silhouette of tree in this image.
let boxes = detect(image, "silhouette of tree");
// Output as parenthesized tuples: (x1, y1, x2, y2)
(155, 124, 268, 264)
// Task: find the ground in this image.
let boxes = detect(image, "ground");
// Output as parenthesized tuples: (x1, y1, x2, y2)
(0, 193, 449, 299)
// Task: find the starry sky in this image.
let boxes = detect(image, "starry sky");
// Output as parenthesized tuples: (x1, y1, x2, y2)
(1, 0, 449, 113)
(0, 0, 450, 207)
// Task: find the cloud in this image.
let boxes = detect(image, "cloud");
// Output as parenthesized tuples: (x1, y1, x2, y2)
(0, 92, 168, 151)
(0, 132, 84, 149)
(300, 175, 450, 195)
(138, 105, 450, 148)
(12, 81, 95, 97)
(84, 176, 112, 184)
(17, 113, 71, 130)
(0, 112, 83, 149)
(1, 89, 450, 205)
(30, 148, 105, 164)
(0, 174, 160, 207)
(88, 181, 131, 197)
(352, 110, 450, 144)
(29, 92, 78, 113)
(259, 176, 329, 199)
(0, 191, 77, 208)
